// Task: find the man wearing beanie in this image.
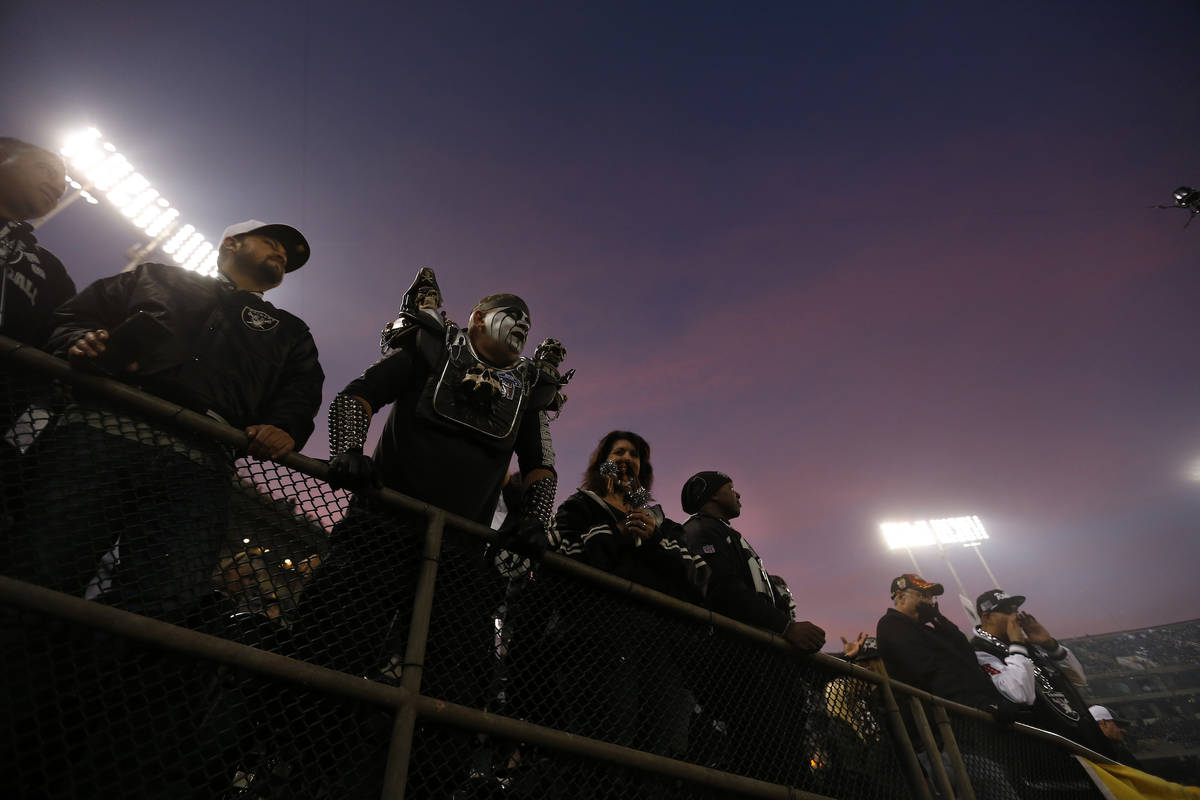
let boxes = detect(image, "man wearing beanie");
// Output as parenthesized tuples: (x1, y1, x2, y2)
(680, 470, 824, 652)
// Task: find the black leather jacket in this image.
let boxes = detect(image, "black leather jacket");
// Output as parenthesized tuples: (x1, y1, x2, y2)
(46, 262, 323, 447)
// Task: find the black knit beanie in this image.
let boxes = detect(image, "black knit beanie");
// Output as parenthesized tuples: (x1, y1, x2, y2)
(681, 471, 732, 515)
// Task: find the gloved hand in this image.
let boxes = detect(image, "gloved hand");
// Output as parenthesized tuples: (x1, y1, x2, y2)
(327, 448, 382, 491)
(501, 517, 552, 558)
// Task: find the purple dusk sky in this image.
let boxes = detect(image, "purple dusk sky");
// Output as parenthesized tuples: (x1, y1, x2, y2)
(3, 1, 1197, 641)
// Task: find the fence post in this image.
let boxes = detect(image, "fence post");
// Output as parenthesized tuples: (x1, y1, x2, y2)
(931, 703, 977, 800)
(380, 511, 445, 799)
(909, 697, 957, 800)
(875, 665, 934, 800)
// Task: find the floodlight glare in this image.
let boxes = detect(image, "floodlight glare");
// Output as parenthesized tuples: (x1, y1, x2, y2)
(881, 515, 988, 550)
(58, 126, 218, 276)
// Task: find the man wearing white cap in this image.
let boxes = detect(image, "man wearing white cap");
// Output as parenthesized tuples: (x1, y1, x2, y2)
(13, 219, 324, 619)
(1089, 705, 1143, 768)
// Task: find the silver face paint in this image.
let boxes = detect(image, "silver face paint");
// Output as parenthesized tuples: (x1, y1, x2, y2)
(483, 307, 530, 355)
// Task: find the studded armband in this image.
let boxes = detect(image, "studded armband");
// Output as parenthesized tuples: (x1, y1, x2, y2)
(328, 393, 372, 456)
(523, 474, 557, 526)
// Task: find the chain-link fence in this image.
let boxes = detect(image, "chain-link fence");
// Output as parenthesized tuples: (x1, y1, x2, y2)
(1, 337, 1112, 799)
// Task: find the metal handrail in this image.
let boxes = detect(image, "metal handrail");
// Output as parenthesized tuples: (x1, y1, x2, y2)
(0, 334, 1112, 798)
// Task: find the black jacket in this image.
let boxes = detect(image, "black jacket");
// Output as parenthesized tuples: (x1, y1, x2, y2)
(681, 513, 790, 634)
(556, 489, 708, 603)
(0, 218, 75, 347)
(46, 263, 322, 447)
(876, 607, 1004, 710)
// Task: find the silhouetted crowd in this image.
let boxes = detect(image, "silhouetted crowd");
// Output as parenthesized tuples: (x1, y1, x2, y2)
(2, 134, 1194, 797)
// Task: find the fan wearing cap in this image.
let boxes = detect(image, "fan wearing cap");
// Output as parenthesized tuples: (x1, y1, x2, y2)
(971, 589, 1115, 756)
(680, 470, 825, 652)
(55, 219, 320, 459)
(14, 219, 323, 617)
(1089, 706, 1143, 768)
(875, 573, 1006, 712)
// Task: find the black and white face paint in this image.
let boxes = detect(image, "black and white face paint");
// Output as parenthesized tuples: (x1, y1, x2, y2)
(483, 306, 530, 355)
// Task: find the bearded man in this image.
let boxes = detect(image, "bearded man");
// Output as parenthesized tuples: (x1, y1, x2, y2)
(12, 219, 322, 618)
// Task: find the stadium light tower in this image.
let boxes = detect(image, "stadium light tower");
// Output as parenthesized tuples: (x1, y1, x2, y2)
(881, 515, 998, 623)
(51, 127, 219, 276)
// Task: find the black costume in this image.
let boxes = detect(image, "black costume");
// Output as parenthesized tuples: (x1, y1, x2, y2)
(340, 322, 555, 523)
(13, 262, 323, 615)
(304, 313, 563, 676)
(299, 303, 566, 797)
(681, 512, 790, 632)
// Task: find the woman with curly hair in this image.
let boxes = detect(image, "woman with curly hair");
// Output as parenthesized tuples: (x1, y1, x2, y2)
(555, 430, 708, 600)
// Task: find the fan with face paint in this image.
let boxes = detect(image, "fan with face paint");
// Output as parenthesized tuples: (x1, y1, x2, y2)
(471, 293, 531, 364)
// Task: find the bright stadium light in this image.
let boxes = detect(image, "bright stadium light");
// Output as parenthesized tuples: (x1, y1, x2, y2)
(881, 515, 988, 550)
(56, 127, 219, 275)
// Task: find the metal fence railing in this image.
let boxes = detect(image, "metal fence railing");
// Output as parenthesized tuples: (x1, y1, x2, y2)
(0, 335, 1115, 799)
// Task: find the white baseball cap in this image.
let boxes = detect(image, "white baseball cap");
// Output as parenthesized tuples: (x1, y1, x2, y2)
(1089, 705, 1130, 726)
(220, 219, 310, 271)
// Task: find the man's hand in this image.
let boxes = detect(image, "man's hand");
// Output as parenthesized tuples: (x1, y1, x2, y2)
(1005, 614, 1027, 644)
(505, 517, 552, 557)
(67, 330, 138, 372)
(327, 448, 381, 490)
(1017, 611, 1055, 648)
(841, 631, 868, 659)
(784, 620, 826, 653)
(618, 508, 657, 542)
(245, 424, 295, 460)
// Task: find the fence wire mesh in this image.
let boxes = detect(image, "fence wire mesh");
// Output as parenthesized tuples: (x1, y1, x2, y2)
(0, 348, 1109, 799)
(407, 721, 729, 800)
(935, 701, 1105, 800)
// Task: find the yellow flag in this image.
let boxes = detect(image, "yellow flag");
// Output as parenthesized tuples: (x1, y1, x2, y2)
(1075, 756, 1200, 800)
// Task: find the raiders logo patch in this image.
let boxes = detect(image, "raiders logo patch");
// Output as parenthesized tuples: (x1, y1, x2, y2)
(242, 306, 279, 331)
(497, 371, 518, 400)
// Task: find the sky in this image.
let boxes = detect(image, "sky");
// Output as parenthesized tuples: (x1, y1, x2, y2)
(3, 0, 1198, 641)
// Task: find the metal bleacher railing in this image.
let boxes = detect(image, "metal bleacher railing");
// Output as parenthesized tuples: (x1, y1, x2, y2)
(0, 335, 1115, 799)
